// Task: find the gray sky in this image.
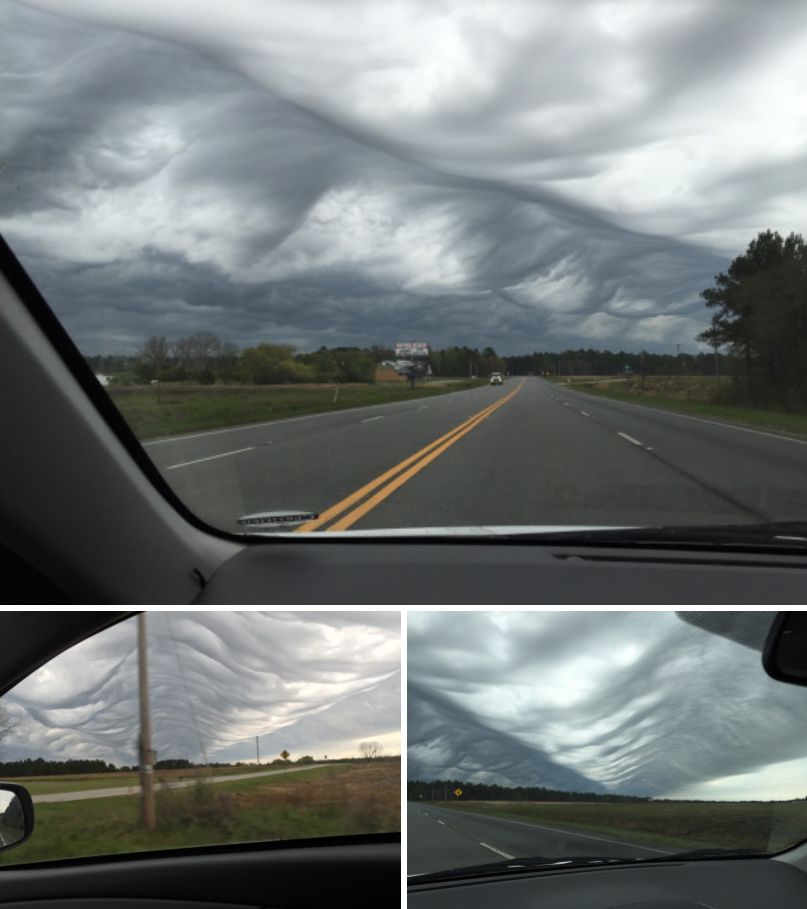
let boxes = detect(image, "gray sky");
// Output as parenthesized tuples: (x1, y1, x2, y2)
(2, 1, 806, 354)
(408, 612, 807, 800)
(1, 612, 400, 765)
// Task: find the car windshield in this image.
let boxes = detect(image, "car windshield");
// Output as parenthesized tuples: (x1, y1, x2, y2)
(0, 611, 400, 865)
(407, 611, 807, 879)
(2, 2, 806, 538)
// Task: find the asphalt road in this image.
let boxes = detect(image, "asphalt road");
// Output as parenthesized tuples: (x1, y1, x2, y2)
(407, 803, 671, 876)
(32, 763, 339, 804)
(143, 377, 807, 533)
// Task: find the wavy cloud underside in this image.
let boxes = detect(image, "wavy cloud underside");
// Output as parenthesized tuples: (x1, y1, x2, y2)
(407, 612, 807, 799)
(2, 1, 807, 352)
(1, 612, 400, 764)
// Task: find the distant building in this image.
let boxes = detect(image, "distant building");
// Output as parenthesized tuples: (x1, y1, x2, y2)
(374, 361, 406, 383)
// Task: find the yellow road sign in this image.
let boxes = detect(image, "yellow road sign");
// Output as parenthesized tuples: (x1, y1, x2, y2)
(454, 788, 463, 797)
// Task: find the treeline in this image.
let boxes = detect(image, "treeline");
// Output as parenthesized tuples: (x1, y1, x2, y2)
(698, 229, 807, 410)
(86, 339, 396, 385)
(407, 779, 651, 803)
(504, 349, 727, 377)
(0, 757, 119, 777)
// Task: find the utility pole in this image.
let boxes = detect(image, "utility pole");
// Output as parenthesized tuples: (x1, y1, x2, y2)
(138, 613, 156, 830)
(256, 736, 260, 765)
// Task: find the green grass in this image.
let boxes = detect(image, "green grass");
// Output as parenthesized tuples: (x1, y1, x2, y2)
(1, 762, 400, 865)
(549, 375, 807, 438)
(15, 764, 293, 795)
(108, 380, 485, 440)
(440, 800, 807, 854)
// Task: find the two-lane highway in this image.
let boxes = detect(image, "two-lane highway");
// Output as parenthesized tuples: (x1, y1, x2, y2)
(142, 377, 807, 533)
(408, 804, 671, 876)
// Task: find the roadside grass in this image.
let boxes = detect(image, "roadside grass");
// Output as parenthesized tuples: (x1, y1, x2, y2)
(440, 800, 807, 853)
(1, 761, 399, 865)
(107, 380, 485, 440)
(547, 375, 807, 438)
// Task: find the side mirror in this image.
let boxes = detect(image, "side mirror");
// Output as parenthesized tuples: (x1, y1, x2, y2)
(763, 612, 807, 687)
(0, 783, 34, 852)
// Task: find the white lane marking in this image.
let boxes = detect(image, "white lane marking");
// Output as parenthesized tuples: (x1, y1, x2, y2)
(418, 405, 429, 410)
(361, 415, 384, 423)
(563, 401, 571, 407)
(564, 389, 807, 447)
(457, 809, 671, 855)
(618, 431, 643, 447)
(580, 411, 590, 417)
(437, 820, 446, 826)
(480, 842, 514, 859)
(166, 446, 255, 470)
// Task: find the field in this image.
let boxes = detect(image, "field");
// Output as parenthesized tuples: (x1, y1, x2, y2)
(107, 380, 484, 440)
(1, 760, 400, 865)
(441, 799, 807, 853)
(11, 763, 281, 796)
(548, 375, 807, 438)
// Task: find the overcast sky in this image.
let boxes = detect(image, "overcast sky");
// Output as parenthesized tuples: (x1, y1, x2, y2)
(1, 612, 400, 765)
(408, 612, 807, 800)
(2, 1, 806, 355)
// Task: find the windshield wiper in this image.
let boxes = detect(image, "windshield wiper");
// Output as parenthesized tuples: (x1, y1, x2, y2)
(498, 521, 807, 550)
(409, 854, 647, 884)
(409, 848, 770, 884)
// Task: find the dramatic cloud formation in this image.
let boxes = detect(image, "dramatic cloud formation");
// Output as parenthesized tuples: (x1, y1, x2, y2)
(408, 612, 807, 799)
(1, 612, 401, 764)
(2, 1, 806, 353)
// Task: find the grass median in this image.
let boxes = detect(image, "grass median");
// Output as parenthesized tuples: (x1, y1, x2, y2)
(1, 761, 400, 865)
(547, 375, 807, 438)
(108, 380, 485, 441)
(439, 800, 807, 853)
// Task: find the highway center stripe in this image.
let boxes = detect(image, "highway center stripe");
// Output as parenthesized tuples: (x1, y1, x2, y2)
(297, 382, 523, 533)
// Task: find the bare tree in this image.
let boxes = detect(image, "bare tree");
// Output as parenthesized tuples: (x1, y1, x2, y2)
(139, 335, 171, 373)
(358, 741, 382, 761)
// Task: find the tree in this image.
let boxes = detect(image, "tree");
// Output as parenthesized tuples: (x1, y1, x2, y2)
(358, 741, 382, 760)
(138, 335, 171, 378)
(697, 229, 807, 408)
(239, 344, 310, 384)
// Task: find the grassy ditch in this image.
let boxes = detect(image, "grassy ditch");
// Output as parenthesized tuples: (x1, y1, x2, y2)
(548, 375, 807, 438)
(1, 761, 400, 865)
(440, 800, 807, 853)
(107, 380, 485, 440)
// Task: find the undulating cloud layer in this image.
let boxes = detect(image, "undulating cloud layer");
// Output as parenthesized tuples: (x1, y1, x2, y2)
(2, 612, 400, 764)
(2, 1, 806, 353)
(408, 612, 807, 799)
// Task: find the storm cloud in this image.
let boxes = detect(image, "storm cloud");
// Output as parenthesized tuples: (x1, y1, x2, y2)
(408, 612, 807, 799)
(1, 612, 400, 765)
(2, 1, 806, 353)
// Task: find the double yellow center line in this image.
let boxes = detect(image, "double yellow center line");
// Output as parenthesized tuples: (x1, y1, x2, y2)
(297, 381, 523, 533)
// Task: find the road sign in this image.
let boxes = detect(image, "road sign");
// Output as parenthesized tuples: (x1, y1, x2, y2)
(453, 788, 463, 797)
(395, 342, 430, 359)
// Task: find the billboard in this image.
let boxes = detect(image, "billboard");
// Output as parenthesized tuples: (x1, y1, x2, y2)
(395, 342, 430, 359)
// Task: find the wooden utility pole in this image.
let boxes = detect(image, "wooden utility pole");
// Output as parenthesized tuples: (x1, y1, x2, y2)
(138, 613, 156, 829)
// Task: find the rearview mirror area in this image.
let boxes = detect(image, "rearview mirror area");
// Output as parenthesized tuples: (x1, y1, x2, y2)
(0, 783, 34, 851)
(763, 612, 807, 687)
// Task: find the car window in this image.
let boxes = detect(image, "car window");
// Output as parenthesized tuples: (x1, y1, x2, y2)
(408, 611, 807, 879)
(0, 611, 400, 865)
(2, 1, 806, 541)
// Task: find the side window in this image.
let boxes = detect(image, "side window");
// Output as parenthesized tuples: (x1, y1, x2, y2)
(0, 612, 400, 865)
